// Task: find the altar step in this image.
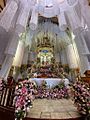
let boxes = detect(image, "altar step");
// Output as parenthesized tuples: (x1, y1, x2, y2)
(24, 99, 83, 120)
(23, 117, 83, 120)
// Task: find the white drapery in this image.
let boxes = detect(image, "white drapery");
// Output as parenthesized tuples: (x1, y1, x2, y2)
(0, 31, 20, 80)
(0, 0, 18, 32)
(36, 0, 79, 18)
(29, 7, 38, 30)
(55, 53, 60, 62)
(0, 0, 90, 79)
(58, 11, 67, 31)
(0, 54, 14, 80)
(0, 0, 32, 80)
(66, 44, 79, 69)
(66, 7, 81, 31)
(73, 29, 90, 73)
(67, 0, 78, 6)
(13, 40, 25, 67)
(22, 47, 29, 65)
(36, 4, 59, 18)
(79, 0, 90, 28)
(60, 49, 68, 65)
(16, 7, 30, 33)
(5, 32, 19, 55)
(29, 52, 37, 61)
(25, 29, 34, 47)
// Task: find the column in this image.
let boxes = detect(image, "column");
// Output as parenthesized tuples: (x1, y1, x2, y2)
(74, 29, 90, 74)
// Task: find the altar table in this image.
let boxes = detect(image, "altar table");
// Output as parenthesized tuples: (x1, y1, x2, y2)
(30, 78, 69, 88)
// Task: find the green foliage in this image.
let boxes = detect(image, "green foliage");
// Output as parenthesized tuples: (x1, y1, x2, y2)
(53, 81, 65, 89)
(15, 110, 25, 119)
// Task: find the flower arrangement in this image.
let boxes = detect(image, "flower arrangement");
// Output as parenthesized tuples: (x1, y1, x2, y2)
(15, 79, 70, 119)
(15, 79, 36, 120)
(35, 81, 69, 99)
(72, 81, 90, 115)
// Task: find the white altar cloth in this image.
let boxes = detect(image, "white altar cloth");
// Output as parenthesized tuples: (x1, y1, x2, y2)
(30, 78, 69, 88)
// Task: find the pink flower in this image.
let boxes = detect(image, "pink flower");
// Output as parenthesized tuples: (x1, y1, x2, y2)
(21, 87, 27, 95)
(15, 96, 25, 108)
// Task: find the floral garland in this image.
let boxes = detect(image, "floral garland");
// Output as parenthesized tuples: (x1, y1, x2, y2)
(35, 80, 69, 99)
(15, 79, 36, 120)
(72, 81, 90, 115)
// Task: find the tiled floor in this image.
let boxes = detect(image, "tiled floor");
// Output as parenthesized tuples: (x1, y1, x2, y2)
(27, 99, 81, 119)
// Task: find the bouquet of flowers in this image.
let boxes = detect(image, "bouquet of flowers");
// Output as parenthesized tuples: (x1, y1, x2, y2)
(35, 81, 69, 99)
(72, 81, 90, 115)
(15, 79, 36, 120)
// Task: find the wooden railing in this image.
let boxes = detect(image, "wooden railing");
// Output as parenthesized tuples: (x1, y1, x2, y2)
(0, 82, 15, 120)
(0, 85, 15, 107)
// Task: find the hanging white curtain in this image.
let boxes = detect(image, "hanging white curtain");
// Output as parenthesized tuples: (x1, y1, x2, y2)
(55, 53, 60, 62)
(0, 28, 10, 64)
(0, 31, 20, 79)
(16, 7, 30, 33)
(38, 5, 59, 18)
(0, 0, 18, 32)
(29, 7, 38, 30)
(22, 47, 29, 65)
(79, 0, 90, 28)
(58, 11, 67, 31)
(5, 32, 19, 56)
(29, 52, 36, 61)
(0, 54, 14, 80)
(61, 49, 68, 65)
(0, 0, 33, 80)
(44, 0, 53, 7)
(66, 7, 81, 31)
(13, 40, 25, 67)
(0, 0, 10, 19)
(25, 30, 34, 47)
(66, 44, 78, 69)
(67, 0, 78, 6)
(73, 29, 90, 73)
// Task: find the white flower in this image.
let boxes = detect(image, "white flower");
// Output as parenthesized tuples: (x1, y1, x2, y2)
(15, 110, 18, 113)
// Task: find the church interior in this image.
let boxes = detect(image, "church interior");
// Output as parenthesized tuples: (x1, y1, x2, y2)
(0, 0, 90, 120)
